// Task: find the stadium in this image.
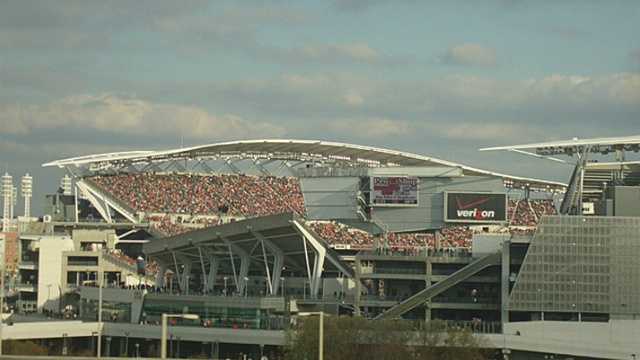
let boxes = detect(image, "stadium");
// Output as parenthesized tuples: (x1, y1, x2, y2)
(1, 136, 640, 359)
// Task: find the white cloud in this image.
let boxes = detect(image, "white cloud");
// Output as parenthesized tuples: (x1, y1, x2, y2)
(442, 43, 497, 67)
(0, 94, 286, 139)
(436, 122, 543, 141)
(343, 90, 364, 106)
(327, 118, 412, 138)
(269, 42, 381, 64)
(521, 73, 640, 107)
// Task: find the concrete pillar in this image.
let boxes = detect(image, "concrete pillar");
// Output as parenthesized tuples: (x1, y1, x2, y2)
(180, 261, 192, 293)
(354, 257, 362, 316)
(206, 256, 219, 293)
(311, 252, 326, 298)
(237, 253, 250, 295)
(155, 262, 167, 288)
(271, 252, 284, 296)
(425, 258, 432, 321)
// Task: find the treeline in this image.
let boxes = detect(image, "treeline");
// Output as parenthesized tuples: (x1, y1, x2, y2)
(285, 317, 493, 360)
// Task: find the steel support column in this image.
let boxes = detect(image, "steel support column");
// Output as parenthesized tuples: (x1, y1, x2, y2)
(252, 230, 284, 296)
(220, 236, 250, 295)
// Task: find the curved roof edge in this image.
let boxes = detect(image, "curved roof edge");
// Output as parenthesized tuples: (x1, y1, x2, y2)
(480, 134, 640, 152)
(43, 139, 566, 189)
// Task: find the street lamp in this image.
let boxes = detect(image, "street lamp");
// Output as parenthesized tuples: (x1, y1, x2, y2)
(123, 331, 130, 357)
(97, 258, 104, 358)
(161, 313, 199, 359)
(62, 333, 68, 356)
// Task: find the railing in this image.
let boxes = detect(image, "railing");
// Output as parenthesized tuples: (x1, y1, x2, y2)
(15, 281, 38, 289)
(139, 315, 288, 331)
(67, 260, 99, 266)
(360, 294, 405, 302)
(358, 247, 474, 258)
(374, 268, 426, 275)
(430, 296, 500, 305)
(101, 250, 138, 273)
(408, 319, 503, 334)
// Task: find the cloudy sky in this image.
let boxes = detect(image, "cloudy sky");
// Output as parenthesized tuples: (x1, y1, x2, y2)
(1, 0, 639, 214)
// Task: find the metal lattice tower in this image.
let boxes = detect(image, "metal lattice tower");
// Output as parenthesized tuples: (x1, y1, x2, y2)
(2, 173, 13, 232)
(11, 186, 16, 219)
(61, 174, 72, 196)
(21, 173, 33, 218)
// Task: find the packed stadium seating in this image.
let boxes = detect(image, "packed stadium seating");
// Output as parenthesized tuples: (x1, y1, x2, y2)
(91, 173, 306, 218)
(307, 199, 557, 251)
(307, 221, 473, 250)
(507, 199, 557, 227)
(93, 173, 556, 246)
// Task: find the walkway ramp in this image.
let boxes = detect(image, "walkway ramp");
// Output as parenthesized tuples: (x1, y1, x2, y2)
(375, 252, 501, 320)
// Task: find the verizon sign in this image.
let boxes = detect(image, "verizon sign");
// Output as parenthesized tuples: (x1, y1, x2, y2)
(444, 192, 507, 223)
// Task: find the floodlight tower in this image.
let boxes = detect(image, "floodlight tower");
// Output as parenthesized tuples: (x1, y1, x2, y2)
(61, 175, 72, 196)
(1, 173, 13, 232)
(11, 186, 16, 220)
(21, 174, 33, 218)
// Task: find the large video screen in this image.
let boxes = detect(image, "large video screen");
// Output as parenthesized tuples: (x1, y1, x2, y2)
(371, 176, 418, 206)
(445, 192, 507, 223)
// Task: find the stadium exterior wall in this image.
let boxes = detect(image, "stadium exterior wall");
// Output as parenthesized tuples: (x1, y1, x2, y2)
(372, 176, 505, 232)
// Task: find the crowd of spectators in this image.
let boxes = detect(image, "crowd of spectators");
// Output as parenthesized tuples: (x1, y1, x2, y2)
(307, 221, 474, 250)
(92, 173, 556, 253)
(91, 173, 306, 218)
(307, 199, 556, 251)
(308, 221, 373, 248)
(145, 214, 227, 237)
(508, 199, 557, 227)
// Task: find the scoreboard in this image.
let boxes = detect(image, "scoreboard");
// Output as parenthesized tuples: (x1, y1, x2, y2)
(370, 177, 418, 207)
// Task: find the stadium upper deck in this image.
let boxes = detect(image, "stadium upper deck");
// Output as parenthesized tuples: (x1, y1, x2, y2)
(44, 139, 564, 240)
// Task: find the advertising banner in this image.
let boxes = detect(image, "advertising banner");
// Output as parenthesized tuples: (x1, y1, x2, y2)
(445, 192, 507, 223)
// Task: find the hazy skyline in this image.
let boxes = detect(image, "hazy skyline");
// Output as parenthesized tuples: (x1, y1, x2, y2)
(1, 0, 639, 214)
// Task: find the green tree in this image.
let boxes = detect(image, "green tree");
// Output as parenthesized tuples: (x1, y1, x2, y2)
(3, 340, 49, 356)
(413, 320, 491, 360)
(285, 316, 491, 360)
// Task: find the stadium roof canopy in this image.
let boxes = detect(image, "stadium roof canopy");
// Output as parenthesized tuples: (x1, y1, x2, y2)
(480, 134, 640, 156)
(144, 213, 355, 297)
(43, 139, 566, 190)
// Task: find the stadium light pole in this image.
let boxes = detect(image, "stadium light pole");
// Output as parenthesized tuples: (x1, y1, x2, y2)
(0, 262, 4, 356)
(318, 312, 324, 360)
(161, 313, 199, 359)
(97, 256, 104, 358)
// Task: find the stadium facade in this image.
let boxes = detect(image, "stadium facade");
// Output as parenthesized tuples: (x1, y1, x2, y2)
(0, 138, 638, 359)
